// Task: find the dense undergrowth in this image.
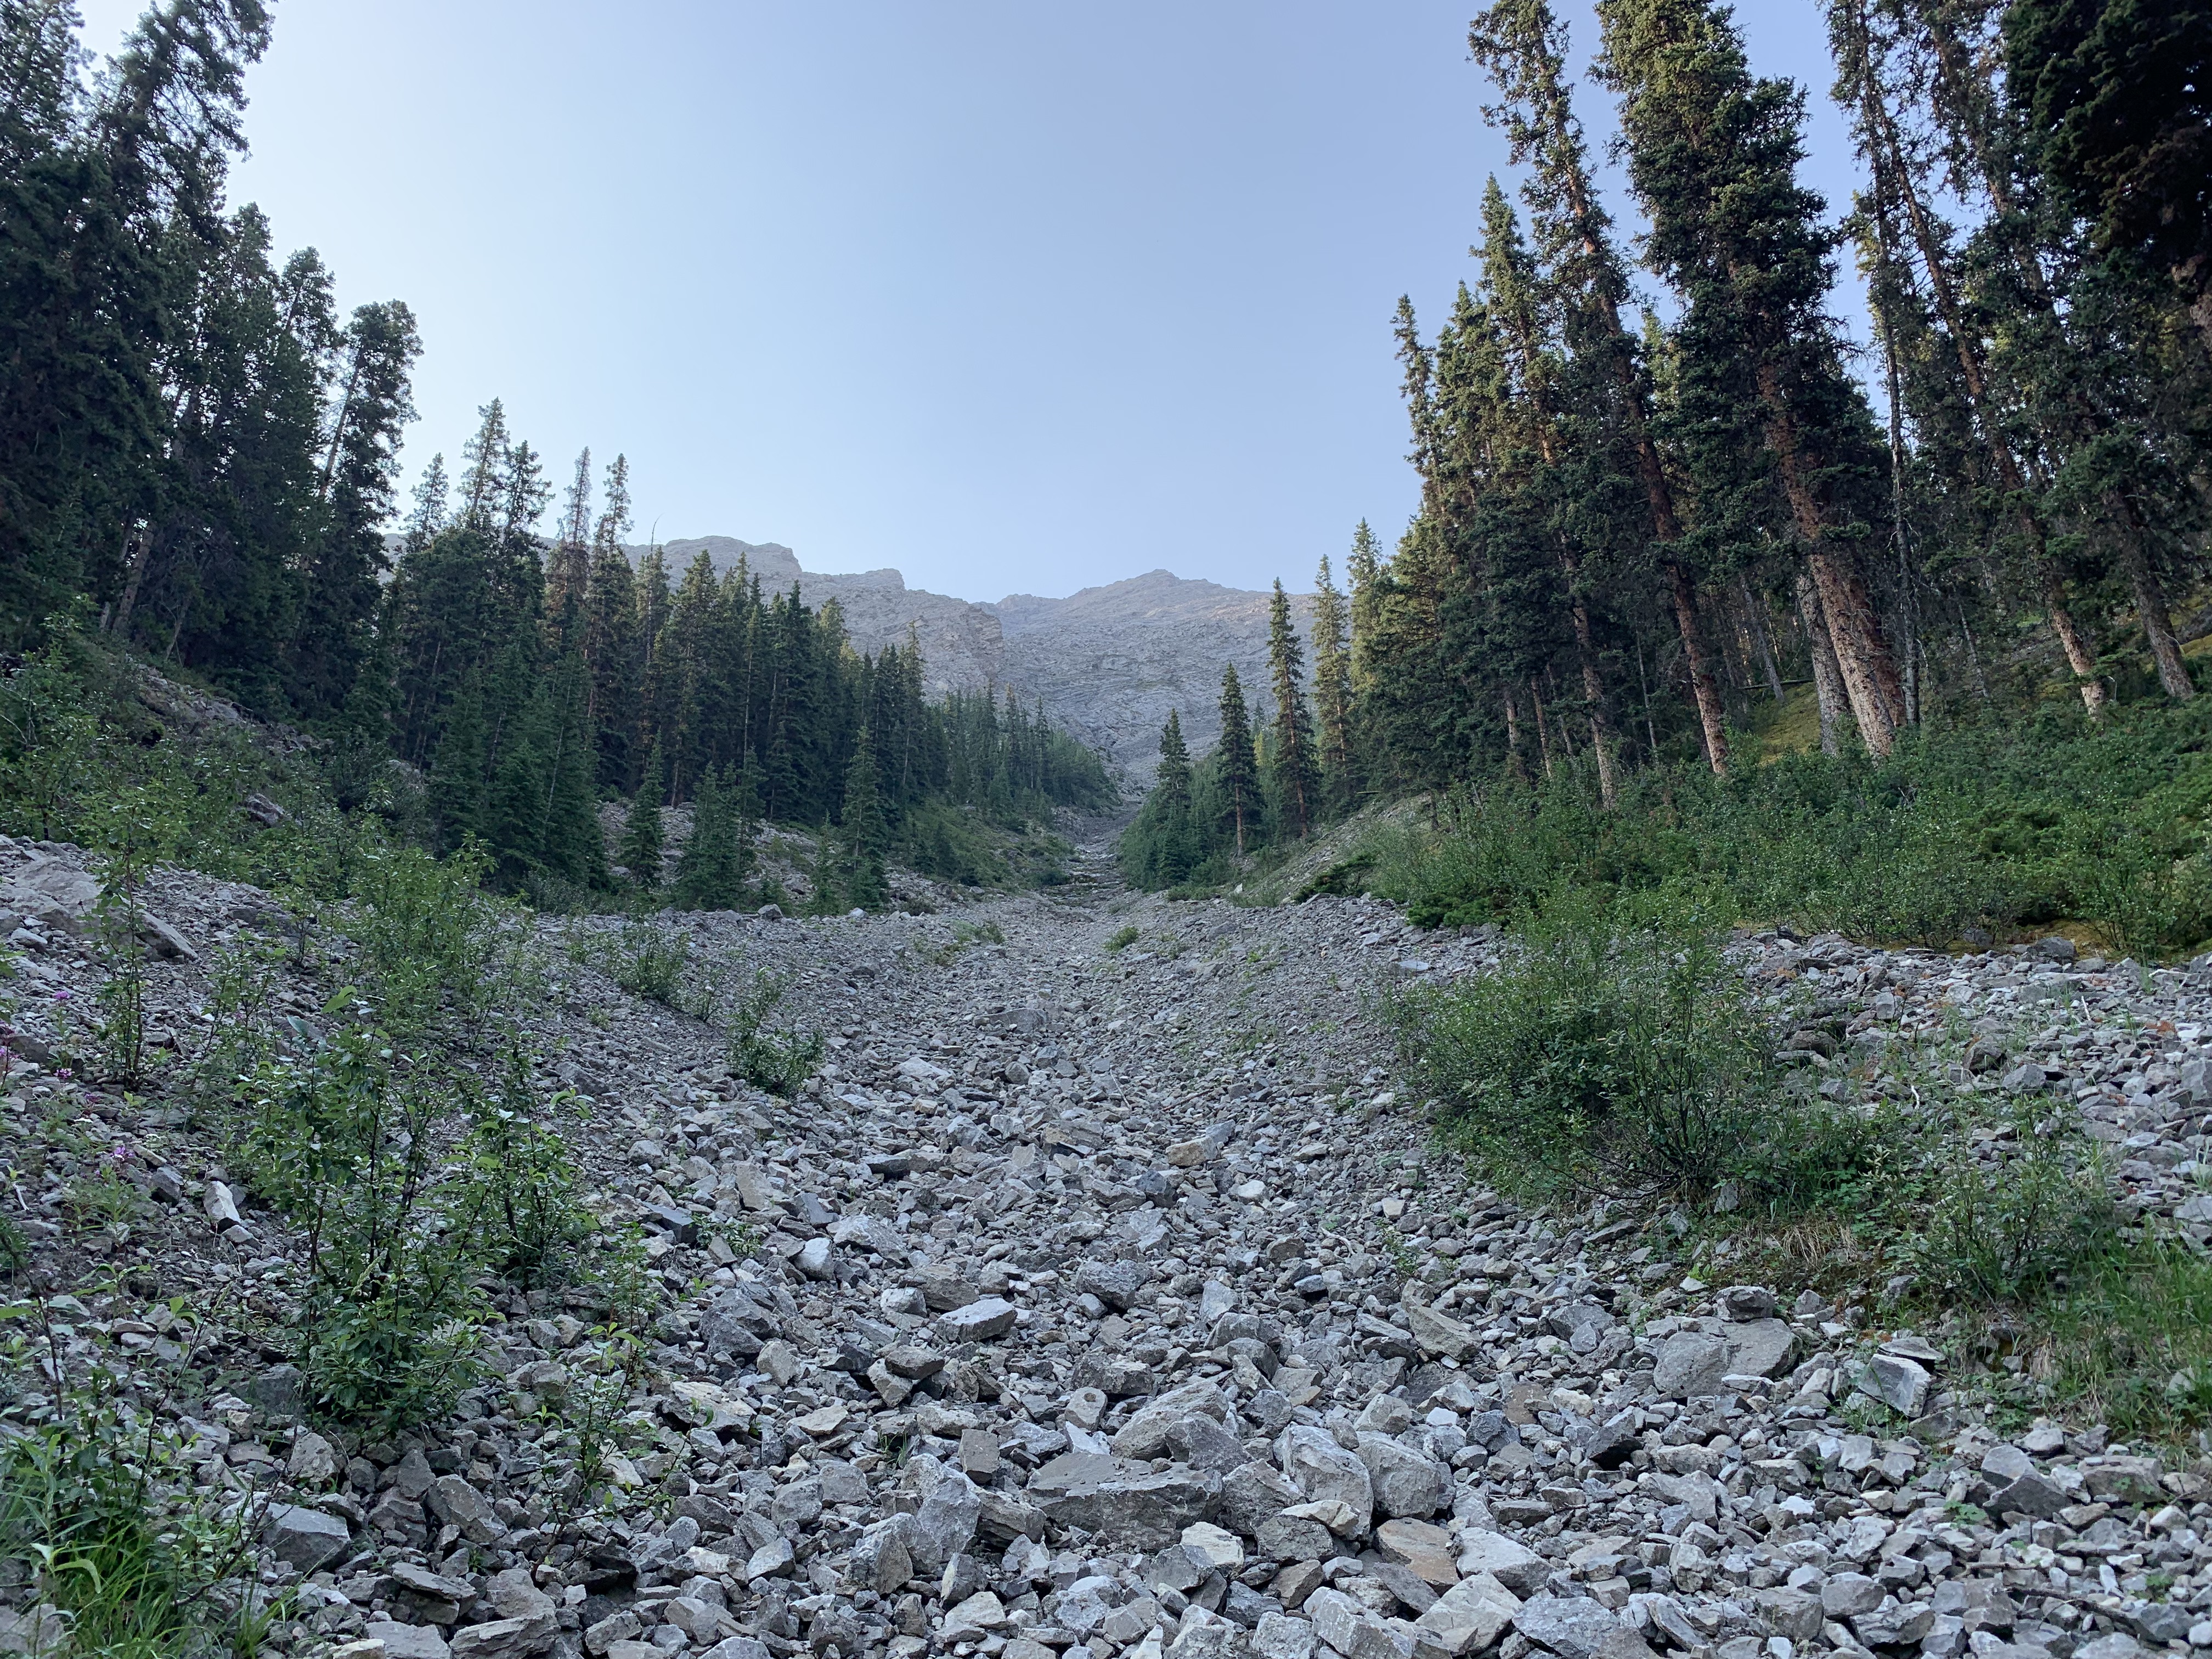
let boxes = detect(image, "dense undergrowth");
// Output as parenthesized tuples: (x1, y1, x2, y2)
(1356, 656, 2212, 1452)
(1387, 875, 2212, 1452)
(1363, 696, 2212, 960)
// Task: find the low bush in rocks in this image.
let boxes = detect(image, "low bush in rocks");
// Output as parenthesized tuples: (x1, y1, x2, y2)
(1392, 894, 1881, 1207)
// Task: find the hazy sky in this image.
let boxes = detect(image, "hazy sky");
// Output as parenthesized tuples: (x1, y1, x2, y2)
(75, 1, 1869, 602)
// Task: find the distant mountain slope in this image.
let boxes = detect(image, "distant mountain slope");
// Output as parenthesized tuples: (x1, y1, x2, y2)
(640, 538, 1313, 777)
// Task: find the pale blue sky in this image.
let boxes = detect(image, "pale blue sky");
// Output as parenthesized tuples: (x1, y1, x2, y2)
(74, 1, 1869, 601)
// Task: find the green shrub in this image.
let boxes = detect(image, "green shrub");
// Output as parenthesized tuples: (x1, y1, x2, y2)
(1395, 893, 1871, 1204)
(0, 1297, 276, 1657)
(469, 1052, 595, 1290)
(1363, 698, 2212, 956)
(334, 838, 514, 1035)
(610, 917, 690, 1007)
(727, 971, 822, 1097)
(1105, 924, 1141, 953)
(1913, 1115, 2119, 1304)
(237, 1028, 494, 1424)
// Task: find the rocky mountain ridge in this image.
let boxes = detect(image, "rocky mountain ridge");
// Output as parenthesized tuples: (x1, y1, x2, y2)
(639, 539, 1317, 780)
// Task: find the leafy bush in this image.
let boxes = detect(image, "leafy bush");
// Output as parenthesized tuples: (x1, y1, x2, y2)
(1394, 894, 1874, 1205)
(610, 917, 690, 1007)
(1367, 698, 2212, 956)
(236, 1026, 495, 1424)
(1105, 924, 1141, 953)
(333, 838, 515, 1035)
(0, 1297, 277, 1657)
(727, 971, 822, 1097)
(1914, 1114, 2118, 1304)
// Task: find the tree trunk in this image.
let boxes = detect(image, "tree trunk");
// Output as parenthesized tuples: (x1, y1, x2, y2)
(109, 523, 153, 639)
(1571, 600, 1620, 808)
(1504, 689, 1526, 782)
(1797, 571, 1847, 757)
(1583, 246, 1726, 777)
(1530, 678, 1556, 781)
(1667, 562, 1730, 776)
(2109, 495, 2194, 698)
(1754, 359, 1903, 753)
(2040, 567, 2107, 715)
(1739, 575, 1786, 703)
(1803, 547, 1900, 753)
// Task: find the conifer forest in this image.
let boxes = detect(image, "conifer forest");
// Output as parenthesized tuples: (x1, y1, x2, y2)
(0, 0, 1111, 906)
(1122, 0, 2212, 960)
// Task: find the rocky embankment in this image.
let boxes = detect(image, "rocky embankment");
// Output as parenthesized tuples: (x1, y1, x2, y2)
(4, 831, 2212, 1659)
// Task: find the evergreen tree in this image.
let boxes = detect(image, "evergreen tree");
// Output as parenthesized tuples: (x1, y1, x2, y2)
(1598, 0, 1908, 754)
(1156, 708, 1199, 883)
(675, 766, 747, 911)
(544, 447, 591, 652)
(1266, 579, 1318, 837)
(1472, 0, 1735, 772)
(839, 723, 888, 910)
(2007, 0, 2212, 352)
(1216, 663, 1259, 857)
(427, 674, 488, 854)
(1311, 557, 1355, 813)
(580, 453, 639, 788)
(618, 740, 666, 889)
(291, 298, 421, 719)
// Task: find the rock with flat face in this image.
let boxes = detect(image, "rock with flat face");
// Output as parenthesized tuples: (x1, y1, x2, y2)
(1375, 1519, 1460, 1588)
(1039, 1467, 1223, 1549)
(1357, 1433, 1451, 1519)
(363, 1623, 452, 1659)
(1404, 1299, 1477, 1359)
(1253, 1611, 1318, 1659)
(1723, 1318, 1797, 1379)
(1277, 1425, 1374, 1529)
(1456, 1531, 1550, 1598)
(1415, 1573, 1521, 1656)
(262, 1503, 350, 1572)
(1854, 1353, 1932, 1416)
(1514, 1595, 1655, 1659)
(1113, 1380, 1231, 1458)
(1654, 1331, 1731, 1398)
(447, 1612, 557, 1659)
(1075, 1258, 1150, 1311)
(938, 1296, 1018, 1341)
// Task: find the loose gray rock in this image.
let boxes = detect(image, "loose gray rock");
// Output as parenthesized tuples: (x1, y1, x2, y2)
(262, 1503, 351, 1572)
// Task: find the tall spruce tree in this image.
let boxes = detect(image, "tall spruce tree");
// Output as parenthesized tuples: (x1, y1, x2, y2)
(839, 724, 888, 910)
(427, 672, 488, 853)
(1149, 708, 1199, 883)
(1266, 579, 1318, 837)
(291, 299, 420, 719)
(1472, 0, 1735, 772)
(618, 741, 666, 889)
(1216, 663, 1259, 857)
(1311, 557, 1356, 812)
(675, 766, 746, 911)
(1598, 0, 1908, 754)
